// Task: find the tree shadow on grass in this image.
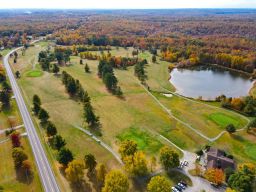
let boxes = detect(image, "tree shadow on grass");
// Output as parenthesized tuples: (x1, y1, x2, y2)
(87, 171, 102, 192)
(59, 166, 92, 192)
(231, 134, 246, 142)
(88, 123, 102, 137)
(130, 176, 148, 192)
(166, 169, 192, 186)
(16, 169, 34, 184)
(70, 180, 92, 192)
(1, 105, 12, 115)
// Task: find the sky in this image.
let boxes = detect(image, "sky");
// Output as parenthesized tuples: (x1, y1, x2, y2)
(1, 0, 256, 9)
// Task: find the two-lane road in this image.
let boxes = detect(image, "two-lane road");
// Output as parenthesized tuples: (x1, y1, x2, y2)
(3, 47, 60, 192)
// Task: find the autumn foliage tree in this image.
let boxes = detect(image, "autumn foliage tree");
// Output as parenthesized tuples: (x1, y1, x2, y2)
(96, 163, 107, 184)
(65, 160, 85, 184)
(123, 151, 148, 176)
(147, 176, 172, 192)
(159, 146, 180, 171)
(118, 140, 137, 160)
(84, 153, 97, 174)
(10, 132, 21, 148)
(204, 168, 225, 186)
(102, 170, 129, 192)
(12, 147, 28, 169)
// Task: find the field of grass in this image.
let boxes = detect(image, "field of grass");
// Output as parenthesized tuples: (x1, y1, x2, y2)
(154, 93, 247, 138)
(26, 70, 43, 77)
(117, 127, 164, 155)
(208, 112, 240, 128)
(66, 55, 207, 152)
(139, 52, 175, 92)
(213, 130, 256, 163)
(0, 136, 43, 192)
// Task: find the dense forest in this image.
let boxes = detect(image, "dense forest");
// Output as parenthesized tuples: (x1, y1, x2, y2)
(0, 9, 256, 73)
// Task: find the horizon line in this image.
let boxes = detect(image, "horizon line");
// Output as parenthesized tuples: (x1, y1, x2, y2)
(1, 8, 256, 10)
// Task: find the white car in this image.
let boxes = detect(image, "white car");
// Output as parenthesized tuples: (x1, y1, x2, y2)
(171, 187, 180, 192)
(178, 183, 186, 189)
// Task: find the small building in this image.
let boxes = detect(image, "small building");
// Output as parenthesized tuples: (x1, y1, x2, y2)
(206, 148, 235, 170)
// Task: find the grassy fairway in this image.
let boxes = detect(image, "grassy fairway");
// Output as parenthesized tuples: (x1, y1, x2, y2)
(208, 112, 240, 128)
(117, 127, 164, 155)
(66, 55, 207, 152)
(139, 52, 175, 92)
(154, 93, 247, 138)
(26, 70, 43, 77)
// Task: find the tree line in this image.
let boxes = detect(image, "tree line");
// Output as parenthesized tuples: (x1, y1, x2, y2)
(217, 95, 256, 116)
(98, 60, 123, 96)
(38, 47, 71, 72)
(62, 71, 100, 127)
(0, 65, 12, 109)
(80, 51, 139, 69)
(6, 130, 34, 183)
(134, 59, 148, 83)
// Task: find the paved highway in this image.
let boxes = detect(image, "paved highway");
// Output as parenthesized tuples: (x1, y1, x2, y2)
(3, 46, 60, 192)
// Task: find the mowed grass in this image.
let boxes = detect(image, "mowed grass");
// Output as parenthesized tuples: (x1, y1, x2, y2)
(139, 52, 175, 92)
(9, 43, 48, 73)
(245, 144, 256, 161)
(154, 93, 247, 138)
(0, 99, 23, 130)
(117, 127, 163, 155)
(26, 70, 43, 77)
(213, 130, 256, 163)
(0, 138, 43, 192)
(208, 112, 239, 128)
(11, 43, 122, 191)
(65, 55, 207, 152)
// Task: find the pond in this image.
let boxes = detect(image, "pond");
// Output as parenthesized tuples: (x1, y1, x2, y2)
(169, 65, 254, 100)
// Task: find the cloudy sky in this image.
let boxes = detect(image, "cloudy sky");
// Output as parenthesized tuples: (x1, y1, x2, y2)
(1, 0, 256, 9)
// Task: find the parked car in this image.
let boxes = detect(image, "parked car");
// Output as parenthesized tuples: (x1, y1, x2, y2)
(171, 187, 180, 192)
(175, 185, 183, 191)
(178, 183, 186, 190)
(180, 181, 187, 187)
